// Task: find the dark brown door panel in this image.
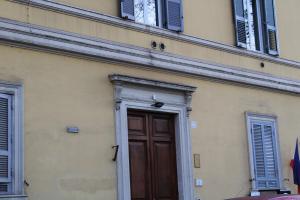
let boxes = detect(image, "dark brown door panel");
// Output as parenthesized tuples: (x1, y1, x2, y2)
(128, 110, 178, 200)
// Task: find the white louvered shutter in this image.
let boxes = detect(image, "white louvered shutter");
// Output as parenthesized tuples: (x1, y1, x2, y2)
(120, 0, 135, 20)
(251, 121, 279, 190)
(0, 94, 12, 193)
(263, 0, 278, 55)
(166, 0, 183, 32)
(232, 0, 247, 48)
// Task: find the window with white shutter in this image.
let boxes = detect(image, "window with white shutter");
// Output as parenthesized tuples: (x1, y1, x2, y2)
(166, 0, 183, 31)
(246, 113, 283, 192)
(246, 113, 284, 191)
(121, 0, 135, 20)
(233, 0, 247, 48)
(120, 0, 183, 31)
(251, 122, 279, 189)
(0, 94, 12, 194)
(0, 84, 25, 199)
(263, 0, 278, 55)
(232, 0, 279, 55)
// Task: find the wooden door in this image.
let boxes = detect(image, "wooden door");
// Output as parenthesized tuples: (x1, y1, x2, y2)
(128, 110, 178, 200)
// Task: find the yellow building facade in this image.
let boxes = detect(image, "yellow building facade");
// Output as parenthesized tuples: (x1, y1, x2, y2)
(0, 0, 300, 200)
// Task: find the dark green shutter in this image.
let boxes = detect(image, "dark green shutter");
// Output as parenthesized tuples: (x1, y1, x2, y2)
(233, 0, 247, 48)
(120, 0, 135, 20)
(263, 0, 278, 55)
(166, 0, 183, 32)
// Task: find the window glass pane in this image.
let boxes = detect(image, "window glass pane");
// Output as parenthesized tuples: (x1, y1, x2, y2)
(134, 0, 157, 26)
(265, 0, 275, 26)
(134, 0, 145, 24)
(147, 0, 157, 26)
(247, 0, 257, 51)
(235, 0, 245, 17)
(266, 0, 275, 26)
(251, 0, 261, 51)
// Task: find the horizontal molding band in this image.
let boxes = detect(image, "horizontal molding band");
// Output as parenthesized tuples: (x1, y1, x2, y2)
(0, 195, 27, 199)
(0, 18, 300, 94)
(9, 0, 300, 69)
(109, 74, 197, 93)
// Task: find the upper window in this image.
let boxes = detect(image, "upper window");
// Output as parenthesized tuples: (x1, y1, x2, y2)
(120, 0, 183, 32)
(246, 113, 283, 191)
(233, 0, 279, 55)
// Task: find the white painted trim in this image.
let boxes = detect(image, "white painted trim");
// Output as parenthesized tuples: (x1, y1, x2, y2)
(1, 18, 300, 95)
(0, 195, 27, 199)
(110, 74, 195, 200)
(255, 0, 264, 52)
(245, 112, 285, 192)
(0, 81, 26, 200)
(10, 0, 300, 69)
(109, 74, 196, 92)
(273, 0, 281, 55)
(156, 0, 163, 28)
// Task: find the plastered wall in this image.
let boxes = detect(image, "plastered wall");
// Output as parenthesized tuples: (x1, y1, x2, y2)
(0, 44, 299, 200)
(0, 0, 300, 199)
(45, 0, 300, 63)
(0, 1, 300, 82)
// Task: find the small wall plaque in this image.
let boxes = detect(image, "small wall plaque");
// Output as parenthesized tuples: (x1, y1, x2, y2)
(194, 154, 201, 168)
(191, 121, 197, 129)
(66, 126, 80, 134)
(195, 178, 203, 187)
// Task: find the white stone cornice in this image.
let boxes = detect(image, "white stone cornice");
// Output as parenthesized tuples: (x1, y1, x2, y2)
(0, 17, 300, 94)
(9, 0, 300, 69)
(109, 74, 197, 93)
(109, 74, 196, 115)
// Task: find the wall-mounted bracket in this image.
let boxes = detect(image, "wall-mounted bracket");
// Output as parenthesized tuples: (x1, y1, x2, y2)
(112, 145, 119, 162)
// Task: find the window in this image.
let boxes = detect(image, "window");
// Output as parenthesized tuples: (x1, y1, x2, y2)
(246, 113, 283, 192)
(0, 94, 12, 194)
(233, 0, 278, 55)
(0, 83, 25, 199)
(120, 0, 183, 32)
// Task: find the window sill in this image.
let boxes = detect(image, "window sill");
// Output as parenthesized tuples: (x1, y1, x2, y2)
(0, 194, 28, 200)
(245, 48, 279, 57)
(237, 45, 279, 57)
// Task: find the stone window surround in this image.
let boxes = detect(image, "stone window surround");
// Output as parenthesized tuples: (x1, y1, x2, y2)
(245, 112, 287, 194)
(0, 81, 26, 200)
